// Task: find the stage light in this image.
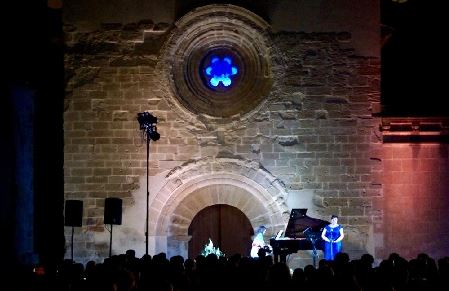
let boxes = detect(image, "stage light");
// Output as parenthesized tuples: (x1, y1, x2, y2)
(137, 112, 160, 141)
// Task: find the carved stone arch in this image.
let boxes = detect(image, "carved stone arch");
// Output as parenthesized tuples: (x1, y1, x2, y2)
(158, 173, 287, 235)
(147, 157, 289, 256)
(158, 4, 275, 131)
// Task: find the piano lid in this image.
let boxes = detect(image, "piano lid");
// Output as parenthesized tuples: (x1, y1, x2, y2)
(284, 208, 329, 238)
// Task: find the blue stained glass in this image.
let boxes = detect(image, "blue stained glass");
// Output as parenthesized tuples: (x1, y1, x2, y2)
(204, 56, 238, 87)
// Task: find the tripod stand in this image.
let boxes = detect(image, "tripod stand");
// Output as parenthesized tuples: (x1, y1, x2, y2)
(104, 197, 122, 257)
(65, 199, 83, 262)
(137, 112, 160, 255)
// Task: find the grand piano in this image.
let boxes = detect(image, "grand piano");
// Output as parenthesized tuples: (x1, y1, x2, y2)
(270, 208, 329, 265)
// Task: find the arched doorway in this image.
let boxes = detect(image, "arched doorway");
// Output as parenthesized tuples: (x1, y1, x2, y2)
(147, 162, 289, 258)
(188, 204, 254, 258)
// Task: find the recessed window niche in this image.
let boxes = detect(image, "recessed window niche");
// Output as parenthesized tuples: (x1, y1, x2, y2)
(163, 4, 273, 120)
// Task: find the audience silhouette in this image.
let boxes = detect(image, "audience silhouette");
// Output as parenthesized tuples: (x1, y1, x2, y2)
(12, 249, 449, 291)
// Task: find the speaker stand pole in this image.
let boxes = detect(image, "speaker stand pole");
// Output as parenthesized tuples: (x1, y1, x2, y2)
(109, 224, 113, 257)
(71, 226, 74, 262)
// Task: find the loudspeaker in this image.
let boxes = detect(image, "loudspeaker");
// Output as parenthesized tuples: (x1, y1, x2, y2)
(65, 200, 83, 227)
(104, 198, 122, 225)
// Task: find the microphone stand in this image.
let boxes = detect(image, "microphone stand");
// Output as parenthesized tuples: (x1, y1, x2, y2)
(305, 231, 318, 268)
(304, 227, 318, 267)
(310, 237, 318, 268)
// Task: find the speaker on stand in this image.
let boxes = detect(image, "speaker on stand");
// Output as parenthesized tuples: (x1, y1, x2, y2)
(104, 197, 122, 257)
(64, 200, 83, 262)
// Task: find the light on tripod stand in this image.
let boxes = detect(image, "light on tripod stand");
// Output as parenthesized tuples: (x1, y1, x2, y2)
(137, 111, 160, 255)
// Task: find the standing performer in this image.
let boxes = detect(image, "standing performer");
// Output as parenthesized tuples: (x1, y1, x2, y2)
(321, 215, 344, 260)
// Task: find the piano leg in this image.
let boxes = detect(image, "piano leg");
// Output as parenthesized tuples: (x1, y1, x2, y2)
(273, 251, 279, 263)
(311, 239, 318, 268)
(272, 249, 287, 263)
(280, 253, 287, 263)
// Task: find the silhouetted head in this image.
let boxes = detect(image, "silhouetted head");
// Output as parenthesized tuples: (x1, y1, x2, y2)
(257, 247, 267, 257)
(126, 249, 135, 258)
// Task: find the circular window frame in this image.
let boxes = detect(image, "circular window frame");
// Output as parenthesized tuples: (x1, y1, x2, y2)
(162, 4, 274, 125)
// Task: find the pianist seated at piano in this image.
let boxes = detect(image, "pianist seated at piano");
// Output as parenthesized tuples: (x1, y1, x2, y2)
(321, 214, 344, 261)
(250, 225, 272, 258)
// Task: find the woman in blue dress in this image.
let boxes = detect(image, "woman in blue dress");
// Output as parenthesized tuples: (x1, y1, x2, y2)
(321, 215, 344, 260)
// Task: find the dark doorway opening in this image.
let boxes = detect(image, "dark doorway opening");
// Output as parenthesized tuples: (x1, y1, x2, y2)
(188, 204, 253, 258)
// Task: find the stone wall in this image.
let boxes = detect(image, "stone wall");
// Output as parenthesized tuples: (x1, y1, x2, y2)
(63, 4, 381, 265)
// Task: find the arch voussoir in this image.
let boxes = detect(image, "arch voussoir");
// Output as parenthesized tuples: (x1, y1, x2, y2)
(149, 158, 289, 239)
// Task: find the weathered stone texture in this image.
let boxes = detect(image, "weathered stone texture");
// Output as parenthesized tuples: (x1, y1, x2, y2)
(64, 20, 381, 263)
